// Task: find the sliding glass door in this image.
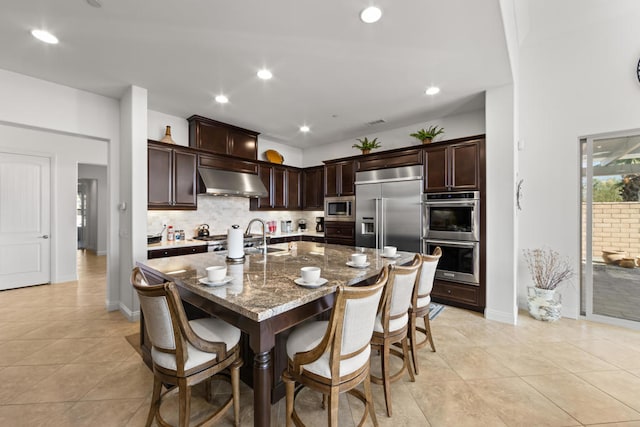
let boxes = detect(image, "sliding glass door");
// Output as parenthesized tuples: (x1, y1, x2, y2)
(581, 131, 640, 328)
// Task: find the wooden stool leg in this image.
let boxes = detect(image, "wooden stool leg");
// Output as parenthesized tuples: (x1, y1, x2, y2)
(178, 379, 190, 427)
(363, 373, 379, 427)
(283, 372, 295, 427)
(146, 376, 162, 427)
(328, 389, 339, 427)
(424, 314, 436, 352)
(402, 336, 415, 382)
(231, 360, 241, 427)
(409, 313, 420, 375)
(381, 342, 392, 417)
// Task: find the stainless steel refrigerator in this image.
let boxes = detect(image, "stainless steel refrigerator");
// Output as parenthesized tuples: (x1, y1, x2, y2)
(355, 165, 423, 252)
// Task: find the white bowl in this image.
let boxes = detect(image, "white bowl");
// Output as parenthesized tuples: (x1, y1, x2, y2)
(300, 266, 321, 284)
(350, 253, 367, 266)
(206, 265, 227, 282)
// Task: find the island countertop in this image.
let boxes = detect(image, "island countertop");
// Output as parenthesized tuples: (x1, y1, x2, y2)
(137, 241, 414, 322)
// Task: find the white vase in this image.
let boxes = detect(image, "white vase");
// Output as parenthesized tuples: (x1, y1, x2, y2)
(527, 287, 562, 321)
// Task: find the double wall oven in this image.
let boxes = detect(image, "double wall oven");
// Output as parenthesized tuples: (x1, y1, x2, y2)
(422, 191, 480, 285)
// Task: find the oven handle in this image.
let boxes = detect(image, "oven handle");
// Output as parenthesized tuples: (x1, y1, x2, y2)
(423, 238, 478, 248)
(422, 201, 477, 207)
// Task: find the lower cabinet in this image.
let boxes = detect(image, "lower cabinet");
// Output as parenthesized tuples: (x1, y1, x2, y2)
(431, 280, 482, 312)
(147, 245, 207, 259)
(324, 221, 355, 246)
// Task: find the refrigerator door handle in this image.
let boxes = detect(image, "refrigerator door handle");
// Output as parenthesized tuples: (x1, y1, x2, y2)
(380, 198, 385, 249)
(374, 198, 381, 250)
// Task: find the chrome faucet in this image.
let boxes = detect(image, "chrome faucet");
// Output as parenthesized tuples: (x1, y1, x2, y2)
(245, 218, 267, 254)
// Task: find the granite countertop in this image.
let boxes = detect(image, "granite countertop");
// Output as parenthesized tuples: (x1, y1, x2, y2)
(138, 241, 414, 322)
(147, 239, 208, 250)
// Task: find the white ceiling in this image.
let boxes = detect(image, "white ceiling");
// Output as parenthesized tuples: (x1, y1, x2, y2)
(0, 0, 512, 148)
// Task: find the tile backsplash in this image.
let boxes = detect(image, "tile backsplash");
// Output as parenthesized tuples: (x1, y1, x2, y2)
(148, 195, 324, 238)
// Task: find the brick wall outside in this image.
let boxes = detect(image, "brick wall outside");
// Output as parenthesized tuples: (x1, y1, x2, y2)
(582, 202, 640, 260)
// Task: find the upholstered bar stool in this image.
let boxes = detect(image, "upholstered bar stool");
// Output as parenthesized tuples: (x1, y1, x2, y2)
(131, 267, 243, 427)
(282, 268, 388, 427)
(408, 247, 442, 375)
(370, 254, 421, 417)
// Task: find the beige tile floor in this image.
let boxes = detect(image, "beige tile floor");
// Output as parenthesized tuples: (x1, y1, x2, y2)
(1, 251, 640, 426)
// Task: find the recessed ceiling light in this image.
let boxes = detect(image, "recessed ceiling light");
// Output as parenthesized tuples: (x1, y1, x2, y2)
(425, 86, 440, 96)
(360, 6, 382, 24)
(31, 29, 58, 44)
(300, 125, 310, 133)
(257, 69, 273, 80)
(215, 95, 229, 104)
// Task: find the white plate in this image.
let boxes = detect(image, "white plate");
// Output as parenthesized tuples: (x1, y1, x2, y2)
(294, 278, 328, 288)
(198, 276, 233, 287)
(381, 254, 400, 259)
(346, 261, 370, 269)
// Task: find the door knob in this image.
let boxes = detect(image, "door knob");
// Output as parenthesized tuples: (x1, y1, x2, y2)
(40, 235, 49, 239)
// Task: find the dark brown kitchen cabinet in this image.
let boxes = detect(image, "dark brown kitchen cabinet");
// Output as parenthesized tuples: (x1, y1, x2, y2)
(148, 141, 197, 210)
(324, 160, 355, 197)
(250, 163, 302, 211)
(147, 245, 207, 259)
(324, 221, 355, 246)
(302, 166, 324, 210)
(423, 140, 480, 192)
(188, 115, 259, 160)
(198, 152, 258, 174)
(431, 280, 482, 312)
(356, 148, 422, 172)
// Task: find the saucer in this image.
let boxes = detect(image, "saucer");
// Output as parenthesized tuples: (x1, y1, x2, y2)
(198, 276, 233, 287)
(381, 254, 400, 259)
(294, 277, 328, 288)
(346, 261, 370, 269)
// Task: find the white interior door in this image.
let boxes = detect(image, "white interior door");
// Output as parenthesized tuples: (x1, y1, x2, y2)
(0, 153, 51, 290)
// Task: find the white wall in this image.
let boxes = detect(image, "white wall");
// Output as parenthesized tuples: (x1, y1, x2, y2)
(516, 1, 640, 317)
(258, 137, 304, 167)
(0, 124, 108, 283)
(301, 109, 486, 167)
(78, 164, 108, 255)
(148, 110, 189, 147)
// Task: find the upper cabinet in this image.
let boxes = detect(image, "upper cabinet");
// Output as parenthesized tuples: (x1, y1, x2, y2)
(302, 166, 324, 210)
(324, 160, 355, 197)
(356, 148, 422, 172)
(423, 139, 481, 192)
(188, 115, 259, 160)
(250, 163, 301, 211)
(148, 141, 197, 210)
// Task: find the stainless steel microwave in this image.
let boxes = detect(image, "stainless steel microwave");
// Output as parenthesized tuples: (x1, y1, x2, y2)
(324, 196, 355, 222)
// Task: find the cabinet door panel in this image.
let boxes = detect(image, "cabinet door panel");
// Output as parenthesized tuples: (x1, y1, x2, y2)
(173, 150, 197, 208)
(324, 164, 338, 197)
(287, 169, 301, 210)
(197, 121, 228, 154)
(228, 128, 257, 160)
(424, 146, 448, 192)
(255, 165, 273, 209)
(148, 145, 173, 208)
(303, 167, 324, 210)
(273, 167, 287, 209)
(450, 143, 479, 190)
(339, 161, 355, 196)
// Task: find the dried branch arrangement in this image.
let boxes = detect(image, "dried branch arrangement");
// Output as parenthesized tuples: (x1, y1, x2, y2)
(523, 248, 574, 290)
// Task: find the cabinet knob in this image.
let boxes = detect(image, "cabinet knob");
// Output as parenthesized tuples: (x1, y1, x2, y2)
(447, 289, 452, 294)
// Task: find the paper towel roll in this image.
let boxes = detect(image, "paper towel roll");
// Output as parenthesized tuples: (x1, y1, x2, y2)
(227, 225, 244, 260)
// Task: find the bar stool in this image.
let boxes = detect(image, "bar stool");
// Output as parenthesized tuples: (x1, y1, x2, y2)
(370, 254, 422, 417)
(282, 268, 388, 426)
(408, 247, 442, 374)
(131, 267, 243, 427)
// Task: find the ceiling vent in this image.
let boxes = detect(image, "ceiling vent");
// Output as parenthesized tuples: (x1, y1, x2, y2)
(367, 119, 386, 126)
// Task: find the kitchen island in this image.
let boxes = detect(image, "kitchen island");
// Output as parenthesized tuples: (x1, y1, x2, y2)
(137, 241, 414, 427)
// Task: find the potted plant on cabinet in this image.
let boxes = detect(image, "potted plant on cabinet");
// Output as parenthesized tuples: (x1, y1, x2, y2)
(410, 125, 445, 144)
(352, 137, 381, 155)
(523, 248, 574, 321)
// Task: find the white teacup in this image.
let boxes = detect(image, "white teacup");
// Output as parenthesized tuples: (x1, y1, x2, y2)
(206, 265, 227, 283)
(300, 266, 321, 284)
(350, 253, 367, 266)
(383, 246, 397, 257)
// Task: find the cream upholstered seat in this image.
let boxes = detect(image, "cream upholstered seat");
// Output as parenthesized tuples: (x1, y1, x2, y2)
(370, 254, 421, 417)
(408, 247, 442, 374)
(131, 267, 243, 427)
(282, 268, 388, 427)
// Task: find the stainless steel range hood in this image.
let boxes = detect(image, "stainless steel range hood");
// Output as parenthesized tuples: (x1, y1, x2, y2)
(197, 167, 268, 198)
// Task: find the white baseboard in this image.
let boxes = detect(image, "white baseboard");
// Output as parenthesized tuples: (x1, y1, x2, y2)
(484, 307, 518, 325)
(96, 250, 107, 256)
(105, 300, 119, 312)
(52, 274, 77, 284)
(119, 302, 140, 322)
